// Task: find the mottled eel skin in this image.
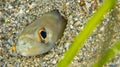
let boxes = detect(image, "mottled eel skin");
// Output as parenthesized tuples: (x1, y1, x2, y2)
(16, 9, 67, 56)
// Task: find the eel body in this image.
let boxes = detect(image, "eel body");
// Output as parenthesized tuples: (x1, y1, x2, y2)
(16, 9, 67, 56)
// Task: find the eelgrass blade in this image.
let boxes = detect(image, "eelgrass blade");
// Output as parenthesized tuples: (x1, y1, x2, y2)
(92, 40, 120, 67)
(57, 0, 117, 67)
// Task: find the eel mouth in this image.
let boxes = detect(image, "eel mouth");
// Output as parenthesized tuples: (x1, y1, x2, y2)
(16, 36, 55, 56)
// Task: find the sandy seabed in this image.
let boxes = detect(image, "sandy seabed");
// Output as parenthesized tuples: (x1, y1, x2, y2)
(0, 0, 120, 67)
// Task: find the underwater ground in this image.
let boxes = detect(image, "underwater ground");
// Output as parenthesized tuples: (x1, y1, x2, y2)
(0, 0, 120, 67)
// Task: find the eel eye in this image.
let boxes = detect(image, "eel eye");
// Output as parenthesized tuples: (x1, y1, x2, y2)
(40, 30, 47, 39)
(38, 27, 47, 43)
